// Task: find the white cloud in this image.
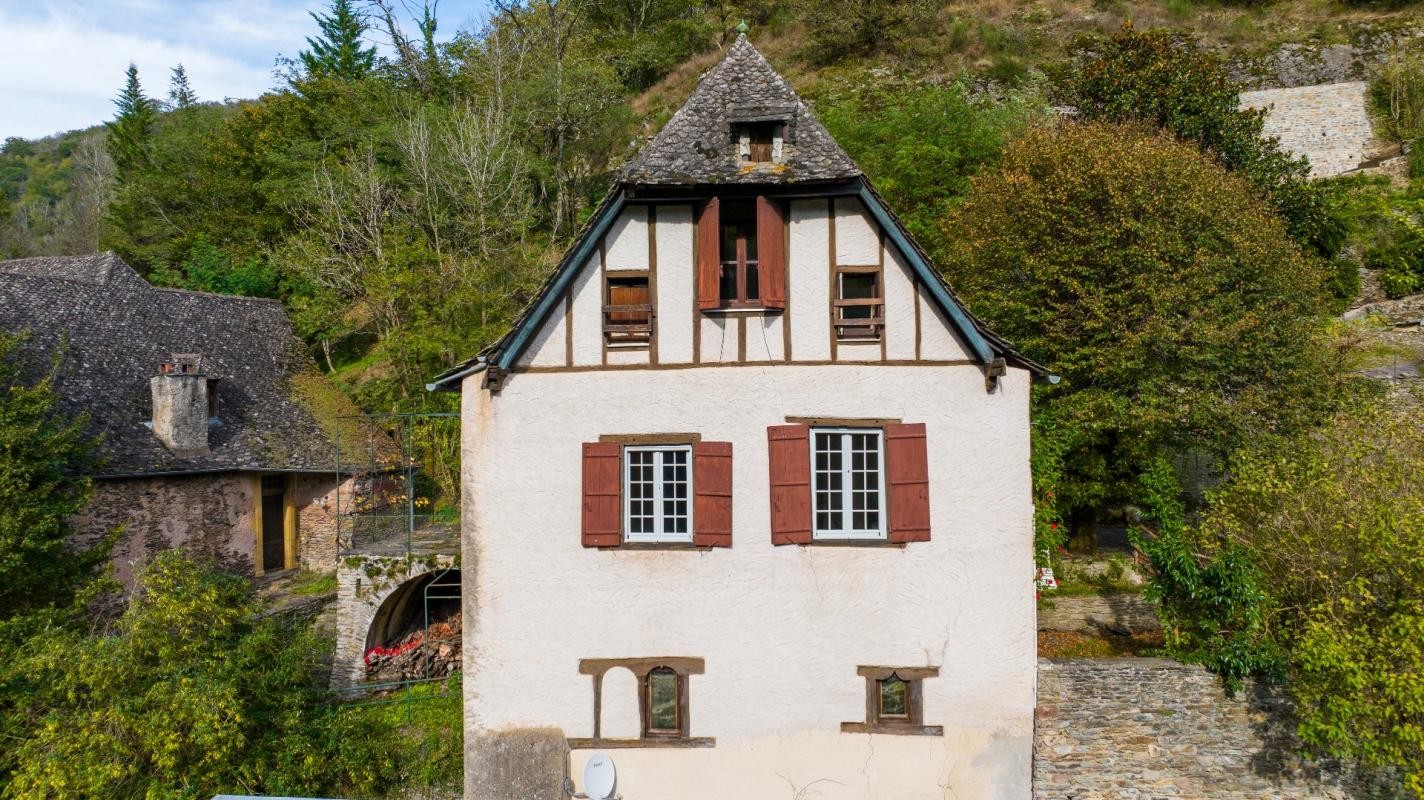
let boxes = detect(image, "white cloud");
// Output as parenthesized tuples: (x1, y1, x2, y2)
(0, 1, 301, 139)
(0, 0, 494, 141)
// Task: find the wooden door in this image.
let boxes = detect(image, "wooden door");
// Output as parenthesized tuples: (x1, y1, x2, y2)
(261, 476, 287, 572)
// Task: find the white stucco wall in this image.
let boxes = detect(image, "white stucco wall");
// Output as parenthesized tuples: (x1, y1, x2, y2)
(655, 204, 695, 364)
(461, 364, 1036, 799)
(569, 255, 603, 367)
(605, 204, 649, 271)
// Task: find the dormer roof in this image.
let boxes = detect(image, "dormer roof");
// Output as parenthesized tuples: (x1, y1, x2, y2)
(621, 35, 860, 185)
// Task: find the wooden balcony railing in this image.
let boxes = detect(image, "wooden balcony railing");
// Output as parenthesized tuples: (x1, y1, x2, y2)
(603, 303, 654, 344)
(833, 297, 884, 341)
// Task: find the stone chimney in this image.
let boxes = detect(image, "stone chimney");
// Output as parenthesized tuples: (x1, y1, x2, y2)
(150, 354, 211, 456)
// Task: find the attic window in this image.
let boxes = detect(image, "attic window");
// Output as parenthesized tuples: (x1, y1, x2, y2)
(842, 666, 943, 736)
(603, 275, 653, 346)
(736, 122, 780, 163)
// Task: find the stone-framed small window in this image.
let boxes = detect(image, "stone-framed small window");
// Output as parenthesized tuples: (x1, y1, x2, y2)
(735, 121, 781, 163)
(569, 657, 715, 749)
(841, 666, 943, 736)
(643, 666, 683, 738)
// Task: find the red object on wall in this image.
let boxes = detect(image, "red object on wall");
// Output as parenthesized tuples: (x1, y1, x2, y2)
(696, 197, 721, 310)
(885, 423, 931, 543)
(582, 442, 622, 547)
(757, 196, 787, 309)
(693, 441, 733, 547)
(767, 424, 813, 545)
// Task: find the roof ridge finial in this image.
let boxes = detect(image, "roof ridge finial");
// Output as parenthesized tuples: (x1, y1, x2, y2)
(736, 19, 749, 35)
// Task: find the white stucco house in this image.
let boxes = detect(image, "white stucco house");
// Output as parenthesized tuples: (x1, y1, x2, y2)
(429, 34, 1045, 800)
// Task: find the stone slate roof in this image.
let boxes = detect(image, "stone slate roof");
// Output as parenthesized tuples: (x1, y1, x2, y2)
(0, 253, 365, 477)
(620, 35, 861, 185)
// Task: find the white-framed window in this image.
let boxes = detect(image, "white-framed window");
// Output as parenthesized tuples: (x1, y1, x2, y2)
(623, 445, 693, 543)
(811, 428, 886, 540)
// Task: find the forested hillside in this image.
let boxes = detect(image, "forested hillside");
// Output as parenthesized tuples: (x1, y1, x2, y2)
(3, 0, 1422, 411)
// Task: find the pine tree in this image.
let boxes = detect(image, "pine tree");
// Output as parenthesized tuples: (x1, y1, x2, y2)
(104, 63, 157, 176)
(168, 63, 197, 109)
(298, 0, 377, 82)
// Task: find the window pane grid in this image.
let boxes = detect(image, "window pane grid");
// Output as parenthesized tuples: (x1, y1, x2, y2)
(624, 446, 693, 542)
(812, 429, 885, 539)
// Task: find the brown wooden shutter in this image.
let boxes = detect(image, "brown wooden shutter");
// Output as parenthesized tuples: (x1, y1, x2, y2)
(693, 441, 733, 548)
(582, 442, 622, 547)
(885, 423, 931, 543)
(696, 197, 721, 310)
(757, 196, 787, 309)
(768, 424, 813, 545)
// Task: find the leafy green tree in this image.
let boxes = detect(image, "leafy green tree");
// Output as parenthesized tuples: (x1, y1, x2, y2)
(1142, 399, 1424, 793)
(817, 76, 1040, 256)
(299, 0, 378, 83)
(167, 64, 198, 109)
(0, 334, 110, 625)
(797, 0, 942, 66)
(940, 121, 1340, 546)
(104, 64, 158, 176)
(148, 236, 280, 297)
(0, 552, 401, 799)
(579, 0, 719, 91)
(1065, 25, 1348, 269)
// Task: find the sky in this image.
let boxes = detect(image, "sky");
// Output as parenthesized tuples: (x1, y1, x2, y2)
(0, 0, 493, 141)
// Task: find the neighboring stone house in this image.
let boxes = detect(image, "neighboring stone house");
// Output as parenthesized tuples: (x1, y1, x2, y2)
(431, 36, 1046, 799)
(0, 252, 363, 584)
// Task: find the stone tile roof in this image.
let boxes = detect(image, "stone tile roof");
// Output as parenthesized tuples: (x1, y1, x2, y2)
(620, 35, 861, 185)
(0, 252, 364, 477)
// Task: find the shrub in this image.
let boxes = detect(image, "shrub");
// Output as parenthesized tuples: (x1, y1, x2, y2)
(797, 0, 942, 65)
(940, 121, 1340, 535)
(1370, 49, 1424, 143)
(1065, 24, 1347, 263)
(0, 553, 406, 799)
(1165, 400, 1424, 793)
(817, 76, 1040, 255)
(1344, 176, 1424, 298)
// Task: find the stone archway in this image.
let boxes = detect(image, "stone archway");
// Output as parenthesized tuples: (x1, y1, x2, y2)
(331, 553, 459, 691)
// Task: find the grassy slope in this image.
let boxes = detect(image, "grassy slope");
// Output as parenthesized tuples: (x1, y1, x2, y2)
(634, 1, 1422, 125)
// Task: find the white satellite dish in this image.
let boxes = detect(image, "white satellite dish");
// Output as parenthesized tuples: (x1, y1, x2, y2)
(582, 753, 617, 800)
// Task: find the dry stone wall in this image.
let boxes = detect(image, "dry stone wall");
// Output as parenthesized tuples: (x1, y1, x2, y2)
(74, 474, 257, 586)
(1034, 658, 1401, 799)
(293, 473, 355, 572)
(1241, 82, 1376, 178)
(1037, 593, 1160, 635)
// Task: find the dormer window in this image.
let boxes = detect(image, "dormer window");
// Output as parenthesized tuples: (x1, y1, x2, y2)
(737, 122, 780, 163)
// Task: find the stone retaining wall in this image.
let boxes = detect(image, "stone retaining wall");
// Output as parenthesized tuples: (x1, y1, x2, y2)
(1037, 593, 1160, 634)
(1034, 658, 1400, 799)
(1240, 82, 1375, 178)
